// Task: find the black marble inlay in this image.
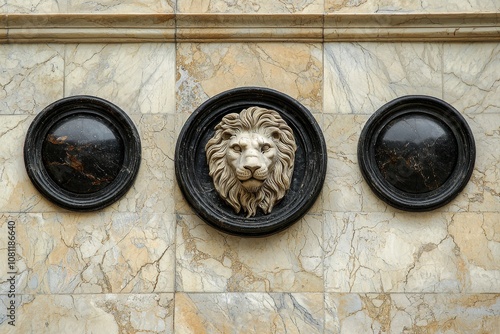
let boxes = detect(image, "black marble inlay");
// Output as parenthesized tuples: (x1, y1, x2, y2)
(24, 96, 141, 211)
(175, 87, 327, 237)
(358, 95, 475, 212)
(375, 114, 458, 194)
(42, 115, 125, 194)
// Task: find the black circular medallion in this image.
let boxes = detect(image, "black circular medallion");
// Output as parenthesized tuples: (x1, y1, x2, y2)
(24, 96, 141, 211)
(358, 95, 475, 211)
(175, 87, 327, 237)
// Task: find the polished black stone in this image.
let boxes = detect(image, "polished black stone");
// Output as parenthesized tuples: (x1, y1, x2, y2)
(375, 113, 458, 194)
(358, 95, 475, 211)
(24, 96, 141, 211)
(175, 87, 327, 237)
(42, 114, 124, 194)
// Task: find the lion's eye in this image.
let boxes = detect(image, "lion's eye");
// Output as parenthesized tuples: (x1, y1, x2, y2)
(261, 144, 271, 152)
(232, 145, 241, 152)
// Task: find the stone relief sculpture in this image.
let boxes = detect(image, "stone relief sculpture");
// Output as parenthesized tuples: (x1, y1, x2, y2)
(205, 106, 297, 217)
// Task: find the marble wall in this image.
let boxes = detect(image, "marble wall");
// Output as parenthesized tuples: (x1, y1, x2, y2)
(0, 1, 499, 333)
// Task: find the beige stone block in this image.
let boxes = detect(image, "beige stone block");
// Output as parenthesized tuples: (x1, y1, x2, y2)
(324, 42, 442, 114)
(324, 114, 499, 213)
(325, 0, 499, 13)
(176, 214, 323, 292)
(0, 213, 175, 294)
(326, 293, 500, 333)
(444, 43, 500, 114)
(0, 294, 174, 333)
(178, 0, 324, 13)
(67, 0, 173, 13)
(176, 43, 322, 114)
(175, 292, 324, 333)
(0, 114, 175, 214)
(65, 43, 175, 114)
(0, 44, 64, 115)
(325, 212, 500, 293)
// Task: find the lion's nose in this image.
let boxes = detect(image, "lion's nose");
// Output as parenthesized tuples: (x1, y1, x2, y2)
(244, 164, 260, 174)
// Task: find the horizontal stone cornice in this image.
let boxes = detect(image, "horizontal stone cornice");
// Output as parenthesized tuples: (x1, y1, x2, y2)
(0, 12, 498, 43)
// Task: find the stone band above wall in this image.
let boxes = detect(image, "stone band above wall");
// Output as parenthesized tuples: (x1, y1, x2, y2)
(1, 13, 499, 43)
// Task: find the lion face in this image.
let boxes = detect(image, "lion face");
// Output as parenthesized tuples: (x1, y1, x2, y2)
(205, 106, 297, 218)
(226, 131, 277, 193)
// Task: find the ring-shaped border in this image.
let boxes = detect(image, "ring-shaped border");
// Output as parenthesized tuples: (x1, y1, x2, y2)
(24, 95, 141, 211)
(175, 87, 327, 237)
(358, 95, 475, 211)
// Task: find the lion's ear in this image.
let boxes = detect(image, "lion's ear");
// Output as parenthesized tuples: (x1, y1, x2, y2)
(222, 131, 233, 141)
(271, 131, 280, 140)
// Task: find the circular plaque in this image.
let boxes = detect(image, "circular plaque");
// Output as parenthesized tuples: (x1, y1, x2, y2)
(358, 95, 475, 211)
(175, 87, 327, 237)
(24, 96, 141, 211)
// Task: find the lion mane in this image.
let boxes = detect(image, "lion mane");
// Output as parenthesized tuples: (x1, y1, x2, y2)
(205, 106, 297, 217)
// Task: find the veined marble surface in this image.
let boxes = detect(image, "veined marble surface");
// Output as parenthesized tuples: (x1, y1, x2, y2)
(0, 16, 499, 334)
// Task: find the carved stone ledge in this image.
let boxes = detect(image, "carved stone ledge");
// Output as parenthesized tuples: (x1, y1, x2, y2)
(1, 13, 498, 43)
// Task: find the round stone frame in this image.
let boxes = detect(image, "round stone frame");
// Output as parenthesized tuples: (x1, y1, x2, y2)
(175, 87, 327, 237)
(358, 95, 475, 211)
(24, 95, 141, 211)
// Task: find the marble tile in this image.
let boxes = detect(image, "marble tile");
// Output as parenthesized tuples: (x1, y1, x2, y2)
(109, 114, 176, 214)
(324, 43, 442, 114)
(0, 293, 174, 333)
(323, 114, 500, 213)
(0, 114, 175, 214)
(324, 211, 500, 293)
(0, 213, 175, 294)
(176, 43, 322, 114)
(175, 292, 324, 333)
(67, 0, 173, 13)
(3, 0, 66, 13)
(178, 0, 324, 13)
(0, 44, 64, 115)
(326, 293, 500, 333)
(65, 43, 175, 114)
(176, 214, 323, 292)
(325, 0, 500, 13)
(444, 43, 500, 114)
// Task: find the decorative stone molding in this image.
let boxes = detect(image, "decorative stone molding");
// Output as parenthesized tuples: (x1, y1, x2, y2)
(1, 13, 499, 43)
(24, 95, 141, 211)
(175, 87, 326, 237)
(358, 95, 476, 211)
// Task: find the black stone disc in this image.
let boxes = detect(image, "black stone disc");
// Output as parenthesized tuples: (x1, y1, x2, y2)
(175, 87, 327, 237)
(24, 96, 141, 211)
(358, 95, 475, 211)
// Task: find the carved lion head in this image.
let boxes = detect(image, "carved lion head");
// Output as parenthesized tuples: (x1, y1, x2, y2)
(205, 106, 297, 217)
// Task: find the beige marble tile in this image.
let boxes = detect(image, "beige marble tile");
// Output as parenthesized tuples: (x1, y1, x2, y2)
(109, 114, 176, 214)
(325, 0, 500, 13)
(175, 292, 324, 333)
(65, 43, 175, 114)
(178, 0, 324, 13)
(0, 114, 175, 214)
(323, 114, 500, 213)
(67, 0, 173, 13)
(444, 43, 500, 114)
(324, 43, 442, 114)
(0, 293, 174, 333)
(0, 213, 175, 294)
(0, 44, 64, 115)
(176, 43, 322, 114)
(0, 115, 57, 212)
(3, 0, 66, 13)
(324, 212, 500, 293)
(326, 293, 500, 333)
(176, 214, 323, 292)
